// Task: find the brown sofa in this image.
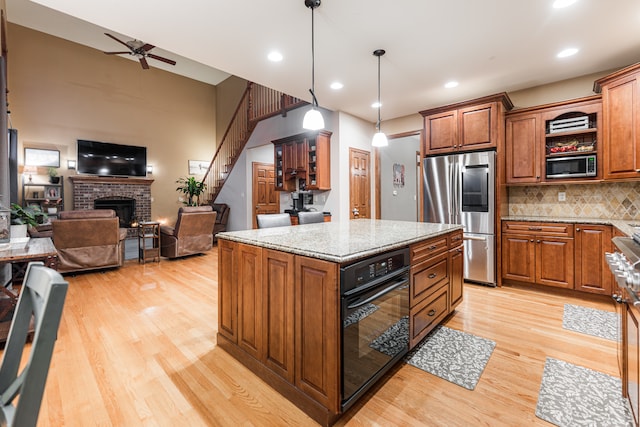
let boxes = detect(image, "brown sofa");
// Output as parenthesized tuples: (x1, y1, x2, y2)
(211, 203, 230, 242)
(160, 206, 217, 259)
(52, 209, 128, 274)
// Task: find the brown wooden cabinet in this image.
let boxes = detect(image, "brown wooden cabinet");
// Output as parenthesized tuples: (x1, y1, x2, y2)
(237, 243, 263, 360)
(409, 231, 463, 348)
(263, 249, 295, 382)
(218, 239, 237, 342)
(501, 221, 574, 289)
(272, 130, 332, 191)
(595, 63, 640, 180)
(420, 93, 512, 156)
(294, 255, 339, 412)
(449, 233, 464, 310)
(505, 112, 542, 183)
(505, 96, 602, 184)
(627, 297, 640, 426)
(574, 224, 612, 295)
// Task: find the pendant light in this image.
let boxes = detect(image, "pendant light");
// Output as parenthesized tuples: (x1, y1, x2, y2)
(302, 0, 324, 130)
(372, 49, 388, 147)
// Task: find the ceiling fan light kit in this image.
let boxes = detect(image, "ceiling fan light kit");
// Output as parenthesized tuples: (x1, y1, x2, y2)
(103, 33, 176, 70)
(302, 0, 325, 131)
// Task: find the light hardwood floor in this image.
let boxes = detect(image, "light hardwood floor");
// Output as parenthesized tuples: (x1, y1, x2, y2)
(25, 248, 618, 426)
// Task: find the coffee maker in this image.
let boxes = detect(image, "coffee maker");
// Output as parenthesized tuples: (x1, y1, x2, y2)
(292, 192, 313, 211)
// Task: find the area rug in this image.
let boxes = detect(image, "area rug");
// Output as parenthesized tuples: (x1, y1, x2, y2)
(562, 304, 617, 341)
(405, 325, 495, 390)
(343, 303, 378, 328)
(536, 357, 632, 427)
(370, 316, 409, 357)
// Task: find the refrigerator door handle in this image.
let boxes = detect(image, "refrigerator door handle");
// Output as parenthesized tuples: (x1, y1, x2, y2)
(463, 234, 487, 241)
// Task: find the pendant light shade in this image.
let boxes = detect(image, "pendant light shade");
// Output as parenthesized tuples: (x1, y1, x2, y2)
(372, 49, 388, 147)
(303, 0, 324, 130)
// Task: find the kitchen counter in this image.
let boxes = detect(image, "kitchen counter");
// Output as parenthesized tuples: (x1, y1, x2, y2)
(217, 219, 462, 263)
(503, 216, 637, 237)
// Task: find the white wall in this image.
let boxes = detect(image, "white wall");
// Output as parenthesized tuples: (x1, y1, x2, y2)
(380, 134, 420, 221)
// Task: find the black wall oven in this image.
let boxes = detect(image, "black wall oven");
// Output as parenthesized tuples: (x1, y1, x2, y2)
(340, 247, 410, 410)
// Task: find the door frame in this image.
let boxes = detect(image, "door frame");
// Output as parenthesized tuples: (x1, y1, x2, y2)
(374, 130, 424, 219)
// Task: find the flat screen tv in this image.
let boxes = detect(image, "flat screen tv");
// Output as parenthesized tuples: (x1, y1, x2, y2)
(76, 140, 147, 177)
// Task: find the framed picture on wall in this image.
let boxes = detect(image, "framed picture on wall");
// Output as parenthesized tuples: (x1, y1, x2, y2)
(188, 160, 209, 175)
(24, 148, 60, 167)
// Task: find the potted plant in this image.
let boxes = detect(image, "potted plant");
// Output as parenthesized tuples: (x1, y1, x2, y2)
(175, 176, 206, 206)
(10, 203, 47, 238)
(48, 167, 60, 184)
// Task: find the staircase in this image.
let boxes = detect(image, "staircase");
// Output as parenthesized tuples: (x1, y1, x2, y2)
(202, 82, 306, 203)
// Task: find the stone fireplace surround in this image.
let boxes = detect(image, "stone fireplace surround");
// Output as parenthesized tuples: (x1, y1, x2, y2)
(68, 176, 153, 237)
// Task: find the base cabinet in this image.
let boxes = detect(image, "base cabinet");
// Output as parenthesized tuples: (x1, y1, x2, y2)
(627, 298, 640, 426)
(574, 224, 612, 295)
(501, 221, 574, 289)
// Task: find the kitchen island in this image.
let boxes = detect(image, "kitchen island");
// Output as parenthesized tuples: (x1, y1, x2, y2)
(216, 219, 463, 426)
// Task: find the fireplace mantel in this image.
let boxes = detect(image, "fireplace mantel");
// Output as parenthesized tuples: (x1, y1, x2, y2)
(68, 176, 154, 185)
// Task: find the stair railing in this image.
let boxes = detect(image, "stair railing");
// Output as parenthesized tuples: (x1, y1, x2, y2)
(202, 82, 305, 203)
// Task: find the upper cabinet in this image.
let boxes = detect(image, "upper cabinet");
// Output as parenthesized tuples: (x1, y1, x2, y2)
(594, 63, 640, 180)
(273, 130, 332, 191)
(505, 96, 602, 184)
(420, 93, 513, 156)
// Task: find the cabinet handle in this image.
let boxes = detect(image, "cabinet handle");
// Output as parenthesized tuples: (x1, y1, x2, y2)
(528, 226, 542, 231)
(428, 245, 437, 250)
(576, 228, 581, 232)
(428, 309, 436, 317)
(428, 273, 437, 279)
(530, 239, 534, 242)
(457, 248, 462, 253)
(537, 240, 541, 243)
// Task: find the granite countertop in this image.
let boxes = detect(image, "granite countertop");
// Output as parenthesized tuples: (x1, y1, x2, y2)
(502, 216, 638, 237)
(217, 219, 462, 263)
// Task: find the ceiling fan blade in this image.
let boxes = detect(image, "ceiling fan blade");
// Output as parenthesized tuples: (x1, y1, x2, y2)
(103, 51, 131, 55)
(139, 57, 149, 69)
(147, 54, 176, 66)
(104, 33, 131, 50)
(141, 43, 155, 52)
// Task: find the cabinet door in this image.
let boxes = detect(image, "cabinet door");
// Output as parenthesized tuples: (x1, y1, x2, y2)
(295, 140, 308, 171)
(459, 102, 495, 150)
(307, 131, 332, 190)
(237, 243, 263, 360)
(294, 256, 339, 412)
(449, 244, 464, 311)
(536, 236, 574, 289)
(627, 304, 640, 426)
(602, 73, 640, 180)
(501, 233, 535, 283)
(505, 114, 541, 183)
(218, 239, 238, 342)
(263, 249, 295, 382)
(274, 143, 285, 190)
(424, 110, 458, 155)
(574, 224, 612, 295)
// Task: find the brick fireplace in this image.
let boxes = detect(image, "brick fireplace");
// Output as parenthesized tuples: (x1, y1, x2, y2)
(68, 176, 154, 234)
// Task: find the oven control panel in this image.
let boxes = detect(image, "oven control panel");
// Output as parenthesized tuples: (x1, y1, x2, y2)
(341, 247, 409, 294)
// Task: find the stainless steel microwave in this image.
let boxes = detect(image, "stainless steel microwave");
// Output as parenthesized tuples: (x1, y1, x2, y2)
(546, 154, 596, 179)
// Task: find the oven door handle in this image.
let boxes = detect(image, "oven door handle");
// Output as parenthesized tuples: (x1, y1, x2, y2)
(347, 276, 409, 310)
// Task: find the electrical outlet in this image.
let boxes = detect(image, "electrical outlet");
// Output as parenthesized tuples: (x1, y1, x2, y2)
(558, 192, 566, 202)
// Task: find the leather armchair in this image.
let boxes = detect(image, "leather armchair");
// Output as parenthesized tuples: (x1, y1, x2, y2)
(52, 209, 128, 273)
(160, 206, 217, 259)
(211, 203, 230, 242)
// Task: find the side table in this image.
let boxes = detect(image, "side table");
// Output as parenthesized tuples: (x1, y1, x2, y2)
(138, 221, 160, 263)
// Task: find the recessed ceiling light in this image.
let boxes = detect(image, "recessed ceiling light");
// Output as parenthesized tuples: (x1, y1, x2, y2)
(267, 51, 283, 62)
(371, 101, 382, 108)
(553, 0, 578, 8)
(444, 81, 459, 89)
(557, 48, 579, 58)
(330, 82, 344, 90)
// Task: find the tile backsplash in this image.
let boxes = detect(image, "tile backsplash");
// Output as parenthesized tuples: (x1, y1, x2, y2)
(508, 182, 640, 220)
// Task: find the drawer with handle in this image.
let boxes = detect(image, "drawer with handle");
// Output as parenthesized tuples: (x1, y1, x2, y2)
(410, 283, 448, 349)
(410, 251, 449, 307)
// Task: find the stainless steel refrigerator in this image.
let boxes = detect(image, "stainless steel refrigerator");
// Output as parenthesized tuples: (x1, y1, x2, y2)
(423, 151, 496, 286)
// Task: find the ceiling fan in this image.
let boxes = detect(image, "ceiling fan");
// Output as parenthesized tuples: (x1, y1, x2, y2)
(103, 33, 176, 69)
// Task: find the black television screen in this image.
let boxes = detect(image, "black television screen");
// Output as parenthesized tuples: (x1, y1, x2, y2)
(77, 140, 147, 177)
